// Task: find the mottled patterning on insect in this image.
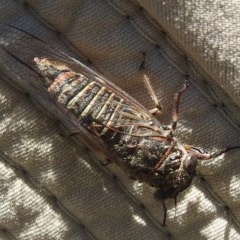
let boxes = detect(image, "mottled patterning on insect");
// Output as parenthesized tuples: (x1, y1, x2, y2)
(34, 57, 196, 201)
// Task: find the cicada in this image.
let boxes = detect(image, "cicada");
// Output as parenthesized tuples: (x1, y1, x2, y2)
(2, 25, 239, 226)
(33, 57, 231, 226)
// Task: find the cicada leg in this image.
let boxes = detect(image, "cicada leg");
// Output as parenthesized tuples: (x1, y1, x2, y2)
(162, 201, 168, 227)
(152, 139, 176, 172)
(170, 81, 189, 132)
(143, 74, 163, 114)
(185, 145, 240, 160)
(140, 52, 163, 114)
(150, 82, 188, 173)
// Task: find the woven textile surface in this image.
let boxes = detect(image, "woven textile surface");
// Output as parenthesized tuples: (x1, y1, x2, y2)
(0, 1, 240, 239)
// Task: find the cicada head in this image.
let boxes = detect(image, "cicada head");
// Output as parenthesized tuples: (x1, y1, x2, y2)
(153, 153, 198, 200)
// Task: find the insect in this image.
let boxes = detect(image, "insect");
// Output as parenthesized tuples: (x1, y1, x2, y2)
(2, 25, 239, 226)
(33, 57, 238, 226)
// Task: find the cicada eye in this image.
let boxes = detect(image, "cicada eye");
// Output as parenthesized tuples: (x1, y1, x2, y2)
(183, 155, 197, 173)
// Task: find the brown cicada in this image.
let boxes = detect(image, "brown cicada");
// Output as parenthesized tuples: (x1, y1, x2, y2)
(2, 25, 239, 226)
(34, 57, 240, 226)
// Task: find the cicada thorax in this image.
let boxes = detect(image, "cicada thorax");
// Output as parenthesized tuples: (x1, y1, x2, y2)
(35, 57, 197, 201)
(111, 134, 196, 200)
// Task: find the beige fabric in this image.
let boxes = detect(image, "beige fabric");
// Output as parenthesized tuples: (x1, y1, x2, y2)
(0, 1, 240, 239)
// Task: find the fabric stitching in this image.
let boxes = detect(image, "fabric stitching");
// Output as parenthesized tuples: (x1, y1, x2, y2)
(0, 150, 98, 240)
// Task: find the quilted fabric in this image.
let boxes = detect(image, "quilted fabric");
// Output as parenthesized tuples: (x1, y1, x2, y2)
(0, 1, 240, 239)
